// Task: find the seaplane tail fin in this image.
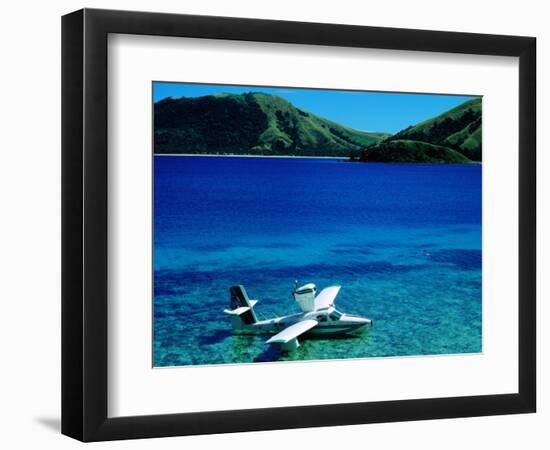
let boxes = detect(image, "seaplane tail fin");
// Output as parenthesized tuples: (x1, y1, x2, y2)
(266, 319, 318, 352)
(227, 285, 258, 326)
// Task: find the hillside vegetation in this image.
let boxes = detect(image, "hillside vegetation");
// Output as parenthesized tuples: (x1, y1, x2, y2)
(154, 92, 389, 156)
(154, 92, 481, 163)
(360, 140, 471, 164)
(360, 98, 482, 163)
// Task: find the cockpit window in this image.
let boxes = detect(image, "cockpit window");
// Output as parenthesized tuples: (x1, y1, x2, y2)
(316, 315, 327, 322)
(329, 310, 343, 321)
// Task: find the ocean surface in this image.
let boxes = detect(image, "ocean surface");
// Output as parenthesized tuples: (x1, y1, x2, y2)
(153, 156, 482, 367)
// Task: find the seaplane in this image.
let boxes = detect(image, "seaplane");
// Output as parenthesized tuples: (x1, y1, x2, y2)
(224, 282, 373, 351)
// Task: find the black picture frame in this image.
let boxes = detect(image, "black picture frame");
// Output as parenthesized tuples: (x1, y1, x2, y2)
(61, 8, 536, 442)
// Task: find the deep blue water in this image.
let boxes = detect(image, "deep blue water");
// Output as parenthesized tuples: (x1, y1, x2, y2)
(153, 156, 482, 367)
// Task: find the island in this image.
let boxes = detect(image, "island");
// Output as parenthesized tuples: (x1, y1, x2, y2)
(154, 93, 481, 163)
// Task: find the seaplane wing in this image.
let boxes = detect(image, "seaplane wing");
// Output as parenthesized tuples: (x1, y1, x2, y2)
(266, 319, 318, 345)
(313, 286, 341, 311)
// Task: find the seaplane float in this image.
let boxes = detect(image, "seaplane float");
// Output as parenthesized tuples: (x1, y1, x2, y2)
(224, 282, 373, 351)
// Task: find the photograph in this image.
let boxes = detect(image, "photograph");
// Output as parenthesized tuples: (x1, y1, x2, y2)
(153, 82, 482, 367)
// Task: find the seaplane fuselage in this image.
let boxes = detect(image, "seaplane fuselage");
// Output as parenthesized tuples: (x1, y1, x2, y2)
(244, 309, 371, 336)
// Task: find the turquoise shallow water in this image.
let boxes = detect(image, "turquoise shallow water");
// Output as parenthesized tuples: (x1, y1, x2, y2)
(153, 156, 481, 366)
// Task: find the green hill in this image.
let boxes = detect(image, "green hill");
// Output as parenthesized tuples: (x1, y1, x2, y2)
(360, 98, 482, 163)
(154, 92, 389, 156)
(360, 140, 471, 164)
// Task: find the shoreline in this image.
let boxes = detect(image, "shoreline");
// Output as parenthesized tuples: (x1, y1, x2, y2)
(154, 153, 349, 159)
(153, 153, 481, 164)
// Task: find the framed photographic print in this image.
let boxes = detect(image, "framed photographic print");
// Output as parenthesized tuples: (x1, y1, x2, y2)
(61, 8, 536, 442)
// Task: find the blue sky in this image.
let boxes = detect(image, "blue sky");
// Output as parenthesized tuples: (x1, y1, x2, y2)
(153, 82, 478, 134)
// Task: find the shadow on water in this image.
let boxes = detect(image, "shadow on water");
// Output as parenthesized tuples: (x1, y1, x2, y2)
(254, 332, 369, 363)
(254, 345, 283, 363)
(304, 333, 363, 342)
(230, 333, 264, 362)
(198, 328, 232, 345)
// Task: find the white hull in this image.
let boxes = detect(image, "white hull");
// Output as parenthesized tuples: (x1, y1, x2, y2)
(240, 313, 371, 337)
